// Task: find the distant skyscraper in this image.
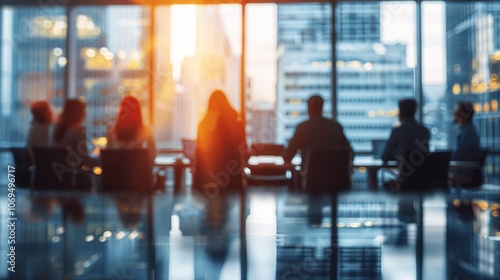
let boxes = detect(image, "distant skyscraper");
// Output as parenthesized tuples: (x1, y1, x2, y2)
(247, 102, 276, 144)
(336, 3, 380, 42)
(276, 3, 413, 152)
(446, 2, 500, 183)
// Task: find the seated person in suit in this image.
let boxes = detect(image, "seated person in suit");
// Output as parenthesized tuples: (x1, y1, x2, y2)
(106, 96, 156, 164)
(26, 100, 56, 161)
(283, 95, 354, 164)
(450, 101, 482, 186)
(382, 98, 430, 162)
(451, 101, 481, 161)
(283, 95, 353, 167)
(381, 99, 430, 191)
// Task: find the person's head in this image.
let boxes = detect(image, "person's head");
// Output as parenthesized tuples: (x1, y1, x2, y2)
(398, 98, 417, 121)
(307, 95, 324, 117)
(454, 101, 474, 125)
(54, 98, 86, 142)
(114, 96, 143, 141)
(30, 100, 56, 124)
(206, 89, 237, 119)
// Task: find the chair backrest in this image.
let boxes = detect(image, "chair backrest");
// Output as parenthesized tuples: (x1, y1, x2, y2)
(479, 149, 489, 165)
(371, 139, 388, 159)
(250, 143, 285, 156)
(100, 149, 153, 193)
(32, 147, 78, 190)
(302, 147, 351, 193)
(10, 147, 32, 187)
(398, 151, 451, 191)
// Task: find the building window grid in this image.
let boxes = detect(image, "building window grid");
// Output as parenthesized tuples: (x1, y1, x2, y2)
(0, 3, 500, 177)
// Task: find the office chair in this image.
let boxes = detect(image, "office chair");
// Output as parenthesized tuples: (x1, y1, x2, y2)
(10, 147, 32, 188)
(100, 149, 154, 193)
(302, 147, 351, 193)
(32, 147, 84, 190)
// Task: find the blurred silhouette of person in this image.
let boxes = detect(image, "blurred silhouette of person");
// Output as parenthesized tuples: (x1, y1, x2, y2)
(53, 98, 88, 154)
(194, 90, 247, 196)
(106, 96, 156, 164)
(26, 100, 57, 160)
(195, 194, 232, 280)
(53, 98, 94, 188)
(283, 95, 353, 167)
(450, 101, 482, 187)
(382, 98, 430, 162)
(451, 101, 481, 161)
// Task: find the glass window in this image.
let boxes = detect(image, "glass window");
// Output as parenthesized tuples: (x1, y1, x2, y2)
(155, 4, 242, 149)
(336, 2, 416, 153)
(246, 3, 332, 146)
(69, 6, 151, 144)
(1, 6, 67, 145)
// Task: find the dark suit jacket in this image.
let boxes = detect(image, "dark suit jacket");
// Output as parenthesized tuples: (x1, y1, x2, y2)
(283, 116, 353, 168)
(381, 118, 430, 162)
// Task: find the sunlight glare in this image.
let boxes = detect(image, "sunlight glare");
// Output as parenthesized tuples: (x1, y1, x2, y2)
(170, 5, 197, 81)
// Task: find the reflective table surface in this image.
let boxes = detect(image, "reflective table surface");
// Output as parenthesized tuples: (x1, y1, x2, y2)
(1, 185, 500, 280)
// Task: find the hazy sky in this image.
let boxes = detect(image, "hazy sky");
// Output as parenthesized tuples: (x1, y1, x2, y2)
(170, 2, 447, 104)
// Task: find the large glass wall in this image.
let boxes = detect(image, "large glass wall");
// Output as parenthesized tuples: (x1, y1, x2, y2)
(69, 6, 151, 144)
(335, 2, 416, 153)
(155, 5, 242, 149)
(0, 7, 67, 145)
(0, 1, 499, 182)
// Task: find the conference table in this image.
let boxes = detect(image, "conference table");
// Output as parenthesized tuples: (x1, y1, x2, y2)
(154, 154, 399, 191)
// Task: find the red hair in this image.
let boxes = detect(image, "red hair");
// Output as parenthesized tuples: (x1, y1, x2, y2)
(114, 96, 143, 141)
(30, 101, 55, 124)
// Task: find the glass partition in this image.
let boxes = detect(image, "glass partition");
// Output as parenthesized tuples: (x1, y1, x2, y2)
(68, 6, 151, 142)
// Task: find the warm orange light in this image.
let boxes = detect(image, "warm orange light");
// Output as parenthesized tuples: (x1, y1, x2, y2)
(93, 167, 102, 175)
(491, 100, 498, 112)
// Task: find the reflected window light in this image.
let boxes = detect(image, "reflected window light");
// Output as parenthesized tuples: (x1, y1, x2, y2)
(116, 231, 126, 240)
(491, 100, 498, 112)
(462, 84, 469, 94)
(57, 57, 67, 67)
(484, 102, 490, 113)
(325, 60, 332, 67)
(452, 83, 461, 95)
(368, 111, 376, 117)
(85, 48, 96, 58)
(349, 61, 361, 68)
(336, 60, 345, 68)
(363, 62, 373, 70)
(52, 47, 63, 56)
(99, 47, 109, 55)
(474, 103, 482, 113)
(84, 235, 94, 242)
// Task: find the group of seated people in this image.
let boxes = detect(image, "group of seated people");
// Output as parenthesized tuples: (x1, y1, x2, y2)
(25, 89, 484, 194)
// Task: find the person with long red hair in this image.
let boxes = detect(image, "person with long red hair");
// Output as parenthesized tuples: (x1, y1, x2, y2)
(26, 100, 57, 160)
(194, 90, 247, 195)
(106, 96, 156, 163)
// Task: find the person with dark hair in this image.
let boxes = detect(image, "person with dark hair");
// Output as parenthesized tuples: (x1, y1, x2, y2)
(26, 100, 57, 160)
(283, 94, 353, 167)
(53, 98, 88, 153)
(106, 96, 156, 163)
(194, 90, 247, 195)
(451, 101, 481, 161)
(381, 98, 430, 162)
